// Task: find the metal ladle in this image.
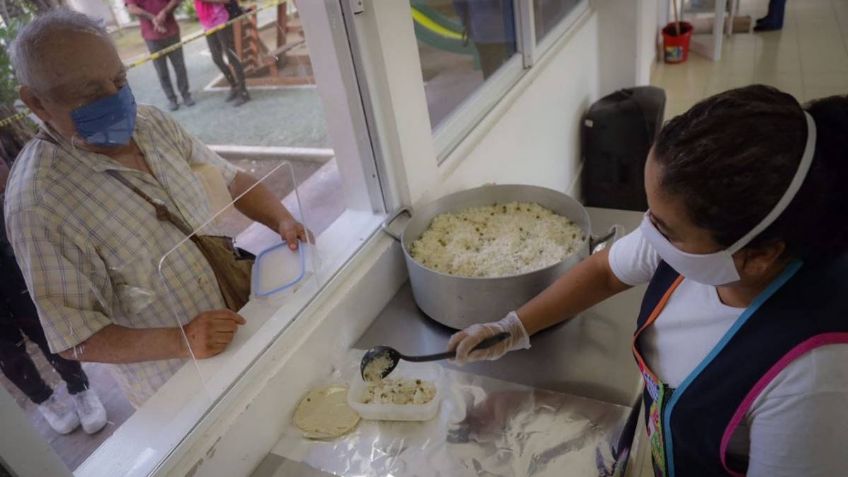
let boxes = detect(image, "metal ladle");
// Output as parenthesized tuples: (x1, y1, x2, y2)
(360, 332, 511, 381)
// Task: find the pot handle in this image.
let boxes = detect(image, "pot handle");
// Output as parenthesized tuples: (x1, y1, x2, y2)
(381, 207, 413, 242)
(590, 224, 624, 254)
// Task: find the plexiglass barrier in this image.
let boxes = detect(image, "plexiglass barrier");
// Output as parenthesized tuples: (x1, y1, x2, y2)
(157, 159, 316, 395)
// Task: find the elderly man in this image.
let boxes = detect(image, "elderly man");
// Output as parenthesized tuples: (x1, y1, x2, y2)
(5, 9, 308, 408)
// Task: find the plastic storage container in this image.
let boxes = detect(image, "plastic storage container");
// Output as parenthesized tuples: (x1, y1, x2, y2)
(347, 361, 443, 422)
(251, 241, 309, 306)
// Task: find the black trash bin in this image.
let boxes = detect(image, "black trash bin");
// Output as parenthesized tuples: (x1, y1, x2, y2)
(581, 86, 666, 211)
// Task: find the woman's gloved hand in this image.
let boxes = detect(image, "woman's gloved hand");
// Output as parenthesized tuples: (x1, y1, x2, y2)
(448, 311, 530, 364)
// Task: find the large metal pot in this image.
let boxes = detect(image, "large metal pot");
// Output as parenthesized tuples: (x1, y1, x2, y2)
(384, 184, 616, 330)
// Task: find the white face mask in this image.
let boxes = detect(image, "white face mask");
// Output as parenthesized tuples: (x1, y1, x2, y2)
(641, 112, 817, 286)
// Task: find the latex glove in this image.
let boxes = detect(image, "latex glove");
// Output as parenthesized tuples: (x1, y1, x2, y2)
(448, 311, 530, 365)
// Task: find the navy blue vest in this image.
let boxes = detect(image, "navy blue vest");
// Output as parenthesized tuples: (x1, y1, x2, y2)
(633, 256, 848, 476)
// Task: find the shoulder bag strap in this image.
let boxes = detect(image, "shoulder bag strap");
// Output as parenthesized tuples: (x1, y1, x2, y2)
(105, 169, 195, 237)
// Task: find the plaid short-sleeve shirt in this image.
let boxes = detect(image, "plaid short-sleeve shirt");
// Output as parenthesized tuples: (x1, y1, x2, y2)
(4, 105, 240, 407)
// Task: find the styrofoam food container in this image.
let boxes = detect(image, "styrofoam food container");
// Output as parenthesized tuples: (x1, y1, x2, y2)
(347, 361, 443, 421)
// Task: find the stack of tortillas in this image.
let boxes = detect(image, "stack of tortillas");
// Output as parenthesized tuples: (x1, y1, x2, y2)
(293, 385, 360, 439)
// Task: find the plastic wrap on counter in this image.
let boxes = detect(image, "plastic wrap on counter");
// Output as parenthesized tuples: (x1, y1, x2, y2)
(272, 351, 632, 477)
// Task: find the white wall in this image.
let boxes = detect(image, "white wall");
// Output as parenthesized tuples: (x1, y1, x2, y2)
(0, 387, 70, 477)
(438, 13, 601, 199)
(433, 0, 662, 202)
(593, 0, 639, 95)
(353, 0, 656, 212)
(636, 0, 661, 86)
(593, 0, 660, 94)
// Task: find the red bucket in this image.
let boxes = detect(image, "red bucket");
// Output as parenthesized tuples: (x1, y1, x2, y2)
(662, 21, 694, 64)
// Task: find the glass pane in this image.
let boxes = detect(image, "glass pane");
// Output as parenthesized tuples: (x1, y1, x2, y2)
(534, 0, 582, 43)
(128, 3, 326, 149)
(1, 0, 381, 473)
(412, 0, 517, 128)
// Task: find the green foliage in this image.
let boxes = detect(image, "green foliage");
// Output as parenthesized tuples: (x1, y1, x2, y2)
(178, 0, 198, 21)
(0, 11, 34, 106)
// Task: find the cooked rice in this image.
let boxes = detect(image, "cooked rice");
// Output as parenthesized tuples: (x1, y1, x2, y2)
(363, 354, 393, 383)
(409, 202, 584, 278)
(364, 379, 436, 405)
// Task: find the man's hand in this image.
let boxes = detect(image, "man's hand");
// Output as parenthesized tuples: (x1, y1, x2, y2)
(228, 171, 312, 248)
(182, 310, 246, 359)
(155, 10, 168, 27)
(278, 217, 311, 250)
(152, 16, 167, 34)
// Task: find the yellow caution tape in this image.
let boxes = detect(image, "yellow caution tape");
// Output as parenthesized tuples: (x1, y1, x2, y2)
(1, 0, 286, 128)
(411, 7, 464, 42)
(127, 0, 285, 69)
(0, 110, 28, 128)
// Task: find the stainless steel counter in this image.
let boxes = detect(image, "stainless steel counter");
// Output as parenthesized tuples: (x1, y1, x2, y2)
(253, 207, 648, 477)
(356, 207, 646, 408)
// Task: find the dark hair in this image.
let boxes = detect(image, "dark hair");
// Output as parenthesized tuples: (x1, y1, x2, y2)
(654, 85, 848, 260)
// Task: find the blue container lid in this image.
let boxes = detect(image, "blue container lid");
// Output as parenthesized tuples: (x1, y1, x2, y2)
(251, 241, 306, 298)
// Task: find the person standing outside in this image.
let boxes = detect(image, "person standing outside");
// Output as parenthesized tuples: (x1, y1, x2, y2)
(195, 0, 250, 106)
(126, 0, 195, 111)
(1, 158, 107, 435)
(452, 0, 516, 79)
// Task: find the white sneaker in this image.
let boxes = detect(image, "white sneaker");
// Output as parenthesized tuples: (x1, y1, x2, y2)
(38, 394, 80, 434)
(73, 389, 107, 434)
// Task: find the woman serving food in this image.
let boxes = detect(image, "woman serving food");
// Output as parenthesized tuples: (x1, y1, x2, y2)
(449, 86, 848, 476)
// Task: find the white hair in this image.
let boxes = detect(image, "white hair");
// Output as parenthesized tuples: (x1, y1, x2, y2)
(10, 8, 110, 92)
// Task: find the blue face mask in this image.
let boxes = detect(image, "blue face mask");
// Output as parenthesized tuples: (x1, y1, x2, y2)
(70, 85, 137, 147)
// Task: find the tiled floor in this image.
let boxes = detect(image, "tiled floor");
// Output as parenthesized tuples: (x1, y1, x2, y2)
(653, 0, 848, 120)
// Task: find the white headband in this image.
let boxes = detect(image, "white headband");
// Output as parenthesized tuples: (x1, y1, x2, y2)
(727, 111, 817, 253)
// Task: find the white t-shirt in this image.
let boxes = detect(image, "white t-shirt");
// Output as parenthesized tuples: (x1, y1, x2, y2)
(609, 229, 848, 476)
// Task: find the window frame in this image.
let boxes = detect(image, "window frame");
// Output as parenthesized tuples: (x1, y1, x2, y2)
(429, 0, 590, 162)
(533, 0, 591, 60)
